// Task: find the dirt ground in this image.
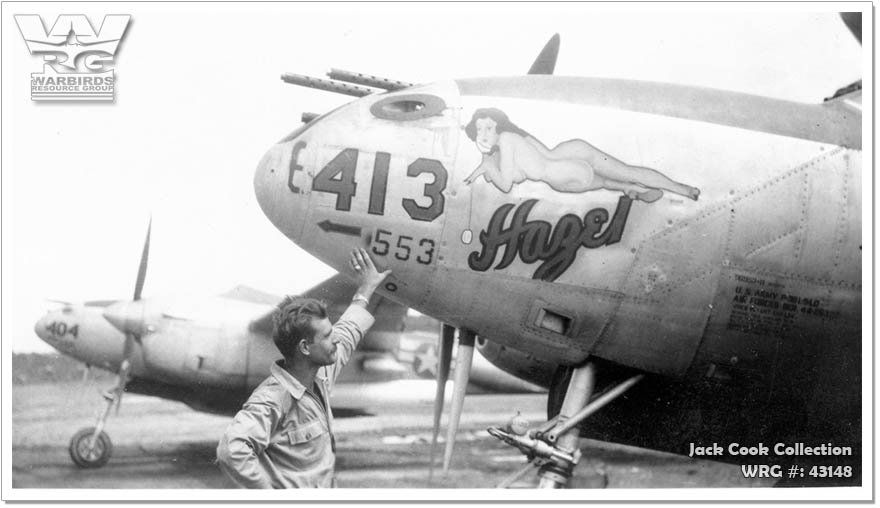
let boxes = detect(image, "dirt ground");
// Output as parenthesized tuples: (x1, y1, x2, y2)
(9, 379, 774, 495)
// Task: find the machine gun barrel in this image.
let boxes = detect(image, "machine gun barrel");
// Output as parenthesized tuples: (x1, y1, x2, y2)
(281, 73, 375, 97)
(326, 68, 412, 91)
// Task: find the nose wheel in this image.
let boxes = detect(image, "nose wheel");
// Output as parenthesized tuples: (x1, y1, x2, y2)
(68, 366, 128, 468)
(69, 427, 113, 468)
(66, 221, 148, 469)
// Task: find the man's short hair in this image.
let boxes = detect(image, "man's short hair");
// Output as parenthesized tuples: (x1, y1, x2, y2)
(272, 296, 328, 359)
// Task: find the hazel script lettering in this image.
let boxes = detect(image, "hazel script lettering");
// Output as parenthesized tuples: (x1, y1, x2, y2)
(468, 197, 632, 282)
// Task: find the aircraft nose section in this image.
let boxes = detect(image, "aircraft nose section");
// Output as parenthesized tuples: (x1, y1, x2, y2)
(253, 146, 279, 211)
(254, 141, 308, 242)
(33, 308, 76, 354)
(34, 313, 53, 344)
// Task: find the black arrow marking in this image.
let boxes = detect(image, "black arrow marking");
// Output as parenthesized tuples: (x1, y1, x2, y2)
(317, 220, 362, 237)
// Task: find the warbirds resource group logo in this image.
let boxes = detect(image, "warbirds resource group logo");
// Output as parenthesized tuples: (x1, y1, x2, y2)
(15, 14, 131, 101)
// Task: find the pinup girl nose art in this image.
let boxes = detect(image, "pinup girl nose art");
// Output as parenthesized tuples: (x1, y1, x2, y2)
(463, 107, 700, 203)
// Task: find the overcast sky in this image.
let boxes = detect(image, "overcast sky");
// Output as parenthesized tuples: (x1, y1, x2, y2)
(2, 3, 865, 353)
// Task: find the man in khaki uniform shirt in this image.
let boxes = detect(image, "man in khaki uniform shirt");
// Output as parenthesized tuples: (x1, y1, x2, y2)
(217, 248, 389, 488)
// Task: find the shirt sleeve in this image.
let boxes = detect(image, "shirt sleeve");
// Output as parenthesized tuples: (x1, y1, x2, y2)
(325, 304, 375, 384)
(216, 399, 280, 489)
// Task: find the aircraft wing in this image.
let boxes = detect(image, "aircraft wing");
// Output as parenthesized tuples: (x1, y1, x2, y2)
(220, 284, 281, 305)
(229, 274, 363, 334)
(299, 271, 359, 302)
(241, 273, 406, 353)
(222, 274, 358, 308)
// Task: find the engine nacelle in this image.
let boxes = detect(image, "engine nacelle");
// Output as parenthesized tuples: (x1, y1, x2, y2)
(141, 320, 248, 389)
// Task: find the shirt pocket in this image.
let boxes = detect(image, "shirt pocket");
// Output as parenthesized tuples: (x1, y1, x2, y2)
(285, 419, 329, 470)
(288, 419, 327, 445)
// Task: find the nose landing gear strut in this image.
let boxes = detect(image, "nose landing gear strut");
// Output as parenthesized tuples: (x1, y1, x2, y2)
(68, 359, 131, 468)
(488, 361, 643, 488)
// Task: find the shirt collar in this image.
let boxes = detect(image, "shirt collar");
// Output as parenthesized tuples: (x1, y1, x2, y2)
(270, 360, 306, 400)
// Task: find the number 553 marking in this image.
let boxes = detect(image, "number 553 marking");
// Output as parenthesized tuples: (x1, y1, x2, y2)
(371, 229, 436, 265)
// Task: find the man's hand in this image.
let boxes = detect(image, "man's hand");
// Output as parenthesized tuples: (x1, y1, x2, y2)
(349, 248, 391, 302)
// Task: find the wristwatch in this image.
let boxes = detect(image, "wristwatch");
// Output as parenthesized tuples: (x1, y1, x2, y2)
(352, 294, 369, 306)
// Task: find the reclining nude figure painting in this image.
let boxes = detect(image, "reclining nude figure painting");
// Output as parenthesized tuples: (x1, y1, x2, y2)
(463, 107, 701, 203)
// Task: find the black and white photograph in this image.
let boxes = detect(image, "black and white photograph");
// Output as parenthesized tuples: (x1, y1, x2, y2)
(2, 2, 871, 502)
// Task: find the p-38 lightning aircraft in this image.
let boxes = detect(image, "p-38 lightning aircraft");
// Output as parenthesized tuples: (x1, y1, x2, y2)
(34, 224, 541, 468)
(255, 14, 863, 488)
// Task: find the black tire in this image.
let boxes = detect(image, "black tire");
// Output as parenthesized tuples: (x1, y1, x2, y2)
(68, 427, 112, 468)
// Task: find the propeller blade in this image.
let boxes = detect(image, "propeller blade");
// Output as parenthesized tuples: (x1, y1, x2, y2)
(527, 34, 560, 75)
(122, 331, 135, 360)
(429, 323, 455, 477)
(46, 298, 75, 306)
(133, 218, 152, 302)
(116, 216, 152, 414)
(442, 328, 475, 473)
(841, 12, 861, 44)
